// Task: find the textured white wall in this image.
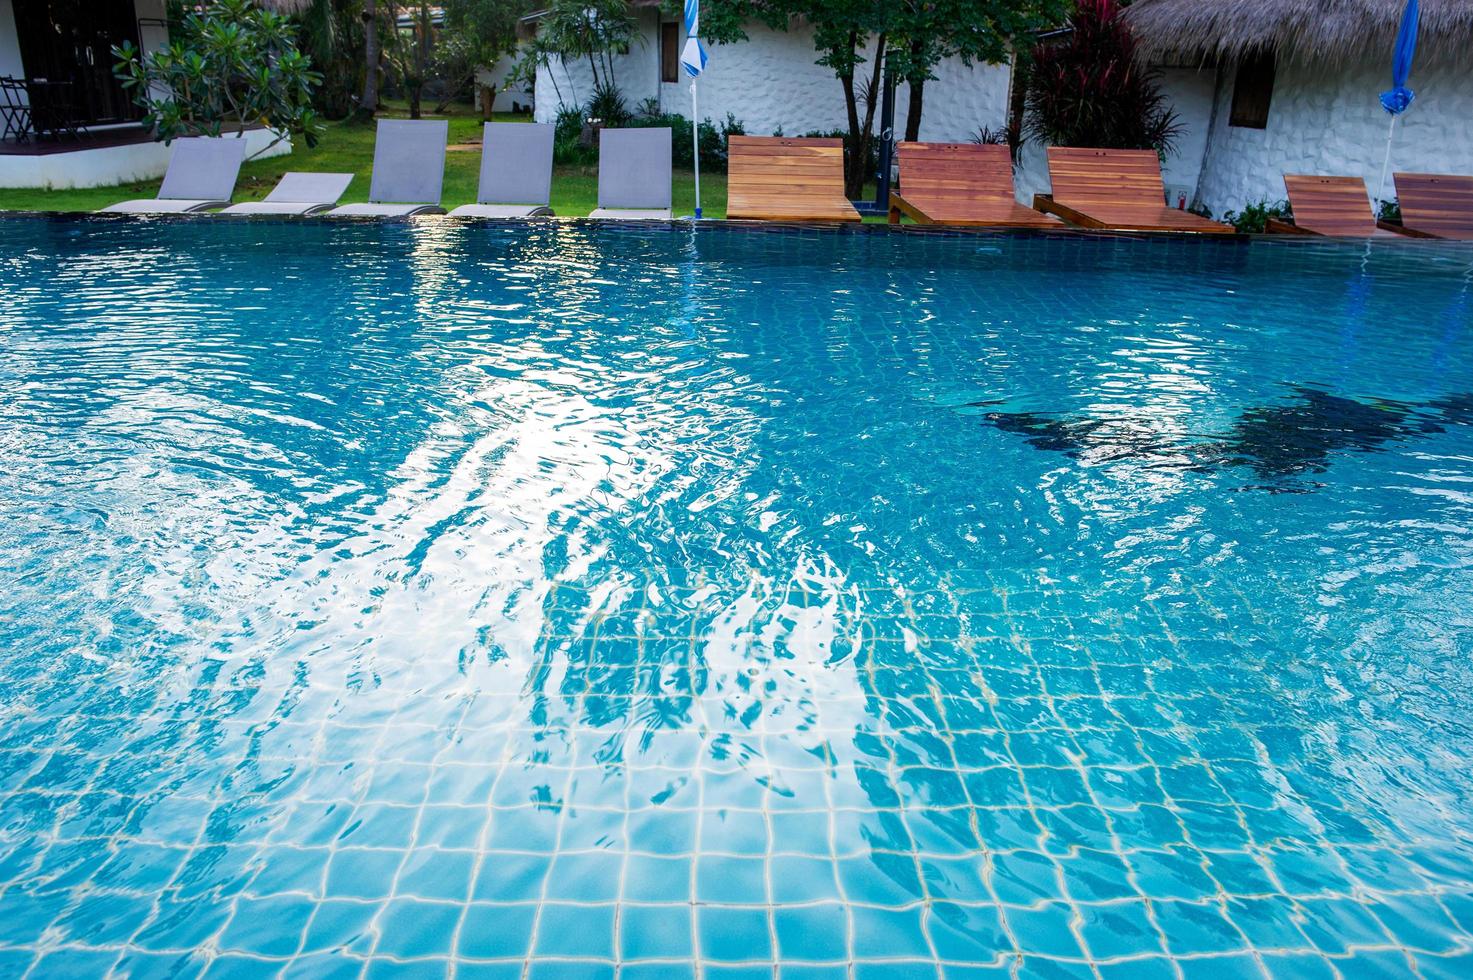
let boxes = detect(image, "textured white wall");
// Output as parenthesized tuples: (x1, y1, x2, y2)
(1157, 66, 1218, 204)
(0, 0, 23, 80)
(1193, 49, 1473, 217)
(475, 51, 533, 113)
(535, 16, 1012, 143)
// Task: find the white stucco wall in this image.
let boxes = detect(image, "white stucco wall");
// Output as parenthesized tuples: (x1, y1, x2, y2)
(534, 15, 1012, 143)
(0, 128, 290, 190)
(1, 0, 27, 83)
(475, 50, 533, 114)
(1156, 66, 1218, 205)
(1193, 48, 1473, 217)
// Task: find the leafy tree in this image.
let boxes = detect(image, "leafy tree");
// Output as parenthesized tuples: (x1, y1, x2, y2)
(1025, 0, 1182, 154)
(702, 0, 892, 198)
(381, 2, 435, 118)
(888, 0, 1071, 143)
(113, 0, 323, 152)
(297, 0, 365, 118)
(697, 0, 1065, 197)
(532, 0, 637, 107)
(436, 0, 523, 115)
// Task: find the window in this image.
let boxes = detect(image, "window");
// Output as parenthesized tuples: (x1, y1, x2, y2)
(661, 22, 680, 84)
(1229, 50, 1275, 129)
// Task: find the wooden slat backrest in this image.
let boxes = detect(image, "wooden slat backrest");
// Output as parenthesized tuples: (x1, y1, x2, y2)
(728, 136, 846, 194)
(897, 142, 1015, 203)
(1283, 175, 1377, 236)
(1047, 147, 1165, 208)
(1395, 172, 1473, 239)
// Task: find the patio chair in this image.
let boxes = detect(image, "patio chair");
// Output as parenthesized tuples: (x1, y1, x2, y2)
(1035, 147, 1233, 234)
(1392, 172, 1473, 240)
(218, 172, 355, 216)
(1269, 175, 1409, 238)
(590, 127, 673, 219)
(448, 122, 555, 218)
(328, 119, 448, 217)
(100, 136, 247, 214)
(888, 142, 1059, 228)
(726, 136, 860, 222)
(1, 77, 33, 143)
(24, 78, 80, 141)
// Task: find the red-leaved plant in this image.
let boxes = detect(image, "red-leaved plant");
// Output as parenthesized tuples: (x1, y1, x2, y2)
(1025, 0, 1182, 155)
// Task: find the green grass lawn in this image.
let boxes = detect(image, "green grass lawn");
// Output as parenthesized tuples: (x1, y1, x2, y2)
(0, 101, 729, 218)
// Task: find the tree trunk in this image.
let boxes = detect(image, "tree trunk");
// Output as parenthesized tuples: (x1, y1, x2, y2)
(839, 34, 861, 198)
(359, 0, 379, 119)
(904, 78, 924, 143)
(409, 2, 429, 119)
(846, 34, 886, 199)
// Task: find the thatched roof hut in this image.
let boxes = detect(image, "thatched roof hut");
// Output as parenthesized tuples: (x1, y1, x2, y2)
(1125, 0, 1473, 65)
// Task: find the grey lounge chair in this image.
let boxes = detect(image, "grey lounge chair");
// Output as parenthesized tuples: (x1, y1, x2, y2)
(328, 119, 448, 217)
(590, 128, 673, 220)
(100, 137, 247, 214)
(219, 172, 354, 216)
(448, 122, 555, 218)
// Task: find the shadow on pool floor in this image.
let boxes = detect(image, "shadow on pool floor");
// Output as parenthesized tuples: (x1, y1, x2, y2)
(981, 387, 1473, 489)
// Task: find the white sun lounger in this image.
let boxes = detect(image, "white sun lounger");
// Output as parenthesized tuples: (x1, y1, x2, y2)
(100, 137, 247, 214)
(590, 128, 673, 220)
(328, 119, 448, 217)
(218, 172, 354, 216)
(448, 122, 555, 218)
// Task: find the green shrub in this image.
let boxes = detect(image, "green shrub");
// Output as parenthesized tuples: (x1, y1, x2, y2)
(586, 79, 633, 127)
(1221, 199, 1292, 234)
(550, 90, 746, 171)
(629, 102, 744, 172)
(552, 105, 593, 165)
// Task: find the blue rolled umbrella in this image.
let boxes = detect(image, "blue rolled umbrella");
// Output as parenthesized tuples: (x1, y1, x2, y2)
(1379, 0, 1419, 115)
(1376, 0, 1420, 207)
(680, 0, 709, 218)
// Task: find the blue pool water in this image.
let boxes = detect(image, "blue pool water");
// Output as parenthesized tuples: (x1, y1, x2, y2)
(2, 217, 1473, 979)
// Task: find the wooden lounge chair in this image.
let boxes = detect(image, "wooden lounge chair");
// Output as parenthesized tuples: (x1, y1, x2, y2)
(1268, 175, 1408, 238)
(888, 142, 1060, 228)
(1035, 147, 1233, 234)
(726, 136, 860, 222)
(1392, 173, 1473, 240)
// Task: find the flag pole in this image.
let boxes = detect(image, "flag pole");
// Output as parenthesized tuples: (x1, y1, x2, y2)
(691, 79, 702, 219)
(1376, 114, 1397, 212)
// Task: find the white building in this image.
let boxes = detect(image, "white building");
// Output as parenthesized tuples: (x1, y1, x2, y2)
(526, 0, 1473, 216)
(1, 0, 286, 190)
(528, 4, 1015, 145)
(1120, 0, 1473, 217)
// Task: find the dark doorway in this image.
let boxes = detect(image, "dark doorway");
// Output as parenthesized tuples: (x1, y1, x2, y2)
(11, 0, 144, 128)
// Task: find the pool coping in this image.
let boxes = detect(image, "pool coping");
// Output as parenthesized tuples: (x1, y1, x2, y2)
(4, 208, 1471, 248)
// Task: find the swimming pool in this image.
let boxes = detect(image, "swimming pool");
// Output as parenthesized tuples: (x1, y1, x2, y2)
(2, 216, 1472, 978)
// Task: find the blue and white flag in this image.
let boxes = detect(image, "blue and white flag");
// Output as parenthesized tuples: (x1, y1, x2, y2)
(680, 0, 708, 78)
